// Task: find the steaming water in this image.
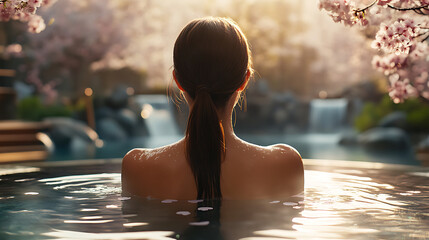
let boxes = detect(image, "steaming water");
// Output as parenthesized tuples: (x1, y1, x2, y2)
(1, 160, 428, 239)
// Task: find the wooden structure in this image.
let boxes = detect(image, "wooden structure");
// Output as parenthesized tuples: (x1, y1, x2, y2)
(0, 121, 50, 163)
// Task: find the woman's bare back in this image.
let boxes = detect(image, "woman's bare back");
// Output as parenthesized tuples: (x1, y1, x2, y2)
(121, 137, 304, 200)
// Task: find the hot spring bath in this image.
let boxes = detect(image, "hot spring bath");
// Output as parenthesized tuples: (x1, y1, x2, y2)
(0, 159, 428, 239)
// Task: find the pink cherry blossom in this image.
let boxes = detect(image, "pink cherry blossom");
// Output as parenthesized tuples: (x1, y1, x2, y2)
(320, 0, 429, 101)
(0, 0, 51, 32)
(389, 76, 417, 103)
(378, 0, 393, 6)
(28, 15, 46, 33)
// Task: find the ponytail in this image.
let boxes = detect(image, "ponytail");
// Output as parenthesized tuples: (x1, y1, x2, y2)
(173, 17, 253, 200)
(186, 88, 225, 200)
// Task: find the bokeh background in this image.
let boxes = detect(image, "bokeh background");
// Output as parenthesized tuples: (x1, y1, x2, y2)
(1, 0, 428, 166)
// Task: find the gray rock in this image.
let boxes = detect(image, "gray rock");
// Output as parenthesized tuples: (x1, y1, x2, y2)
(378, 111, 407, 129)
(44, 117, 99, 148)
(339, 132, 358, 146)
(114, 108, 138, 135)
(107, 86, 129, 109)
(95, 107, 116, 120)
(70, 137, 96, 158)
(418, 136, 429, 151)
(97, 118, 127, 141)
(358, 127, 410, 151)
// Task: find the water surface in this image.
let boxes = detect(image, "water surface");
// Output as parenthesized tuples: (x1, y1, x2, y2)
(0, 159, 428, 239)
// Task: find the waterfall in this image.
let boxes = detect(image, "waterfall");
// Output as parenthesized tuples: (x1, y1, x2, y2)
(309, 98, 348, 132)
(135, 95, 179, 136)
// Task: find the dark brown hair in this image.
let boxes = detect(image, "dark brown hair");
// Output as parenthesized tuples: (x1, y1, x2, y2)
(173, 17, 252, 199)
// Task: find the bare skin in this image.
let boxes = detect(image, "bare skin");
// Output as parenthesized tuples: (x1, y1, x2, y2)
(122, 86, 304, 200)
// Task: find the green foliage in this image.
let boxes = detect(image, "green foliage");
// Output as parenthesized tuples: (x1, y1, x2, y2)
(17, 96, 72, 121)
(354, 95, 429, 133)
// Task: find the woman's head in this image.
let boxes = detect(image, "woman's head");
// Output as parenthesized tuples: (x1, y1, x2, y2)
(173, 17, 253, 107)
(173, 17, 253, 200)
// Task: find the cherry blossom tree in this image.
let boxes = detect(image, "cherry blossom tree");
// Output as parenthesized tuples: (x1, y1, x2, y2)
(2, 0, 130, 103)
(319, 0, 429, 103)
(0, 0, 56, 33)
(2, 0, 209, 103)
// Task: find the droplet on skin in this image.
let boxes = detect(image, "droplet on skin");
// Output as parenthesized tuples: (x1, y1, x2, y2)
(197, 207, 213, 211)
(283, 202, 298, 206)
(161, 199, 177, 203)
(176, 211, 191, 216)
(188, 199, 204, 203)
(189, 221, 210, 226)
(269, 200, 280, 204)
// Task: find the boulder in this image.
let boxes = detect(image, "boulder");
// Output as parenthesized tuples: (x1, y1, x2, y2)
(418, 136, 429, 151)
(44, 117, 98, 149)
(358, 127, 410, 151)
(416, 136, 429, 166)
(114, 108, 138, 135)
(95, 106, 116, 120)
(107, 86, 129, 109)
(378, 111, 407, 129)
(338, 131, 358, 146)
(97, 118, 127, 141)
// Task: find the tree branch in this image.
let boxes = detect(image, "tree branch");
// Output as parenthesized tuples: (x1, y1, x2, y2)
(422, 34, 429, 42)
(416, 31, 428, 38)
(387, 4, 429, 14)
(354, 0, 378, 12)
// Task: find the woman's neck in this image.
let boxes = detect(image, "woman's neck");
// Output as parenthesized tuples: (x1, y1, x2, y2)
(218, 105, 241, 146)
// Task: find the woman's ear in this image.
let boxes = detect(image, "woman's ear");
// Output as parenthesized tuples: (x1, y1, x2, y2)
(237, 70, 251, 91)
(173, 70, 185, 91)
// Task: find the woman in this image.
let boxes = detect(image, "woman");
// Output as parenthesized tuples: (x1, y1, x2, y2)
(122, 17, 304, 200)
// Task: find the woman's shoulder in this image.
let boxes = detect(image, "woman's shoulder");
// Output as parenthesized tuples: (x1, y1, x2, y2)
(240, 140, 302, 166)
(254, 143, 303, 174)
(267, 144, 302, 165)
(267, 144, 304, 194)
(237, 140, 303, 175)
(228, 140, 304, 197)
(121, 140, 188, 197)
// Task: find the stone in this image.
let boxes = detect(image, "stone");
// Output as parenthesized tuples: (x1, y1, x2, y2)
(358, 127, 410, 151)
(418, 136, 429, 151)
(338, 131, 358, 146)
(107, 86, 129, 109)
(44, 117, 98, 149)
(378, 111, 407, 129)
(114, 108, 138, 135)
(95, 107, 116, 120)
(97, 118, 127, 141)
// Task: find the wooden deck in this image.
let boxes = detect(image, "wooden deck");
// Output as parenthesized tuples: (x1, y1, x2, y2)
(0, 121, 50, 163)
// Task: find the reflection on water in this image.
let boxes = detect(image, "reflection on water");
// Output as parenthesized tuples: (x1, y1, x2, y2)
(0, 162, 428, 239)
